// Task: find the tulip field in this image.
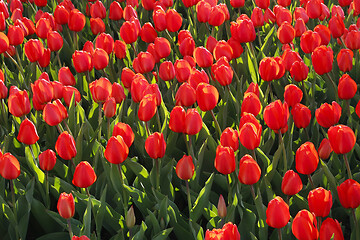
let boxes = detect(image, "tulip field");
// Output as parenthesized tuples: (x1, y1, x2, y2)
(1, 0, 360, 239)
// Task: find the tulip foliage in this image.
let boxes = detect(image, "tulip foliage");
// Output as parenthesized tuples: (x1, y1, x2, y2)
(0, 0, 360, 239)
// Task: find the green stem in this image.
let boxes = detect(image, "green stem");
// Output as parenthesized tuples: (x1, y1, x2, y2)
(107, 117, 111, 140)
(325, 72, 339, 102)
(278, 132, 287, 173)
(250, 184, 256, 201)
(344, 154, 353, 179)
(185, 180, 192, 218)
(73, 31, 78, 50)
(307, 174, 315, 188)
(67, 218, 73, 239)
(210, 109, 222, 139)
(252, 149, 257, 162)
(29, 144, 38, 167)
(351, 208, 359, 240)
(278, 228, 282, 240)
(183, 133, 191, 156)
(98, 103, 103, 142)
(155, 158, 160, 190)
(10, 180, 20, 240)
(118, 164, 128, 214)
(45, 171, 50, 209)
(156, 109, 161, 132)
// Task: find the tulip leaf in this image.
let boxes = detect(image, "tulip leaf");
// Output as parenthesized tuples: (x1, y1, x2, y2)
(152, 228, 173, 240)
(25, 146, 45, 184)
(132, 221, 147, 240)
(320, 160, 338, 200)
(190, 173, 214, 222)
(36, 232, 71, 240)
(146, 209, 161, 235)
(125, 157, 152, 191)
(264, 147, 282, 182)
(95, 185, 107, 239)
(81, 197, 92, 238)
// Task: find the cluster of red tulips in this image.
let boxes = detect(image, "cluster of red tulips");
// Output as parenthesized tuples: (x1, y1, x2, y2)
(0, 0, 359, 239)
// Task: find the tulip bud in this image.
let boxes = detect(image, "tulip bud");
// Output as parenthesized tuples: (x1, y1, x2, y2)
(292, 210, 318, 240)
(109, 2, 123, 21)
(217, 195, 227, 218)
(328, 125, 356, 155)
(318, 138, 332, 160)
(291, 103, 311, 129)
(55, 131, 77, 160)
(0, 153, 20, 180)
(103, 97, 116, 118)
(281, 170, 302, 196)
(58, 67, 76, 86)
(320, 218, 344, 240)
(337, 49, 353, 72)
(57, 192, 75, 219)
(72, 161, 97, 188)
(138, 94, 157, 122)
(311, 46, 333, 76)
(308, 187, 333, 217)
(238, 154, 261, 185)
(264, 100, 289, 131)
(266, 196, 290, 228)
(126, 205, 136, 229)
(68, 9, 86, 32)
(315, 101, 341, 128)
(145, 132, 166, 159)
(184, 108, 202, 135)
(196, 83, 219, 112)
(220, 128, 239, 151)
(338, 74, 357, 100)
(295, 142, 319, 175)
(89, 77, 112, 103)
(39, 149, 57, 171)
(169, 106, 186, 133)
(215, 145, 236, 175)
(105, 135, 129, 164)
(17, 118, 39, 145)
(337, 179, 360, 209)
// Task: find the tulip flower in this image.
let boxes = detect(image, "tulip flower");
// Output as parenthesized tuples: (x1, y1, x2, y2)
(266, 196, 290, 229)
(72, 51, 93, 73)
(0, 153, 20, 180)
(174, 59, 192, 82)
(103, 97, 116, 118)
(193, 47, 213, 68)
(239, 122, 262, 150)
(259, 57, 285, 82)
(238, 154, 261, 185)
(290, 60, 309, 82)
(311, 46, 333, 76)
(205, 222, 240, 240)
(175, 83, 196, 107)
(55, 131, 77, 160)
(89, 78, 112, 104)
(214, 145, 236, 175)
(8, 25, 24, 46)
(169, 106, 186, 133)
(318, 138, 333, 160)
(176, 155, 195, 180)
(47, 31, 63, 52)
(315, 101, 341, 128)
(104, 135, 129, 165)
(130, 76, 149, 103)
(338, 74, 357, 100)
(291, 103, 311, 129)
(112, 122, 134, 148)
(153, 7, 166, 32)
(72, 161, 97, 188)
(68, 9, 85, 32)
(92, 48, 109, 70)
(140, 23, 157, 43)
(159, 61, 175, 81)
(196, 83, 219, 112)
(17, 118, 39, 146)
(281, 170, 302, 196)
(188, 69, 209, 90)
(263, 100, 289, 131)
(282, 49, 303, 71)
(145, 132, 166, 159)
(328, 15, 345, 38)
(166, 9, 182, 32)
(241, 92, 261, 116)
(300, 30, 321, 54)
(295, 142, 319, 176)
(213, 41, 233, 61)
(319, 218, 344, 240)
(111, 83, 126, 104)
(120, 19, 140, 44)
(277, 21, 295, 44)
(109, 2, 123, 21)
(39, 149, 57, 171)
(138, 94, 157, 122)
(284, 85, 303, 108)
(0, 32, 9, 54)
(31, 78, 53, 105)
(217, 194, 227, 218)
(8, 89, 31, 117)
(337, 49, 353, 72)
(230, 16, 256, 43)
(337, 179, 360, 209)
(308, 187, 333, 217)
(57, 192, 75, 219)
(220, 128, 239, 151)
(0, 80, 7, 99)
(114, 40, 127, 59)
(184, 108, 203, 135)
(292, 210, 319, 240)
(58, 67, 76, 86)
(213, 63, 233, 86)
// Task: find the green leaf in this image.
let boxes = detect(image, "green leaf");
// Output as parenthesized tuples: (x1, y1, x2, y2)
(95, 185, 108, 239)
(152, 228, 173, 240)
(132, 221, 147, 240)
(191, 173, 214, 222)
(81, 197, 92, 237)
(25, 146, 45, 183)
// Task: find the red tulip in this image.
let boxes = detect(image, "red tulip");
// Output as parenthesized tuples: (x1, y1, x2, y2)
(54, 5, 70, 25)
(140, 22, 157, 43)
(109, 2, 123, 21)
(17, 118, 39, 145)
(95, 33, 114, 55)
(24, 39, 44, 62)
(196, 83, 219, 112)
(220, 127, 239, 151)
(337, 179, 360, 209)
(0, 153, 20, 180)
(328, 125, 356, 155)
(138, 94, 157, 122)
(193, 47, 213, 68)
(57, 192, 75, 219)
(63, 86, 81, 106)
(39, 149, 57, 171)
(328, 15, 345, 38)
(251, 7, 265, 28)
(238, 154, 261, 185)
(8, 89, 31, 117)
(284, 84, 302, 108)
(282, 49, 303, 71)
(120, 19, 140, 44)
(72, 50, 93, 73)
(241, 92, 261, 117)
(205, 222, 240, 240)
(72, 161, 97, 188)
(55, 131, 77, 160)
(266, 196, 290, 228)
(7, 25, 24, 46)
(290, 60, 309, 82)
(58, 67, 76, 86)
(259, 57, 285, 81)
(306, 0, 322, 19)
(319, 218, 344, 240)
(35, 18, 51, 39)
(300, 30, 321, 54)
(264, 100, 289, 131)
(281, 170, 302, 195)
(90, 0, 106, 19)
(314, 24, 331, 45)
(174, 59, 191, 82)
(337, 49, 353, 72)
(308, 187, 332, 217)
(175, 83, 196, 107)
(184, 108, 202, 135)
(47, 31, 63, 52)
(291, 103, 311, 129)
(114, 40, 127, 59)
(112, 122, 134, 147)
(295, 18, 307, 37)
(105, 135, 129, 164)
(208, 5, 226, 26)
(31, 78, 53, 105)
(153, 7, 167, 32)
(145, 132, 166, 159)
(231, 16, 256, 43)
(338, 74, 357, 100)
(214, 145, 235, 175)
(318, 138, 333, 160)
(68, 9, 85, 32)
(315, 101, 341, 128)
(169, 106, 186, 133)
(292, 210, 319, 240)
(103, 97, 116, 118)
(295, 142, 319, 175)
(311, 46, 333, 75)
(89, 77, 112, 103)
(166, 9, 182, 32)
(277, 21, 295, 44)
(213, 61, 233, 86)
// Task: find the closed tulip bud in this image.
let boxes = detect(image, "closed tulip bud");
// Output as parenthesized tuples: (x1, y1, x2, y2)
(308, 187, 332, 217)
(281, 170, 302, 195)
(179, 37, 195, 57)
(90, 0, 106, 19)
(120, 20, 139, 44)
(194, 47, 213, 68)
(112, 122, 134, 147)
(83, 41, 94, 55)
(68, 9, 85, 32)
(38, 48, 51, 68)
(17, 118, 39, 145)
(154, 37, 170, 59)
(266, 196, 290, 228)
(238, 154, 261, 185)
(282, 49, 303, 71)
(24, 39, 44, 62)
(275, 7, 292, 26)
(126, 205, 136, 229)
(114, 40, 127, 59)
(241, 92, 261, 116)
(95, 33, 114, 55)
(54, 5, 69, 25)
(315, 101, 341, 128)
(169, 106, 186, 133)
(188, 69, 209, 90)
(90, 17, 105, 35)
(292, 210, 319, 240)
(145, 132, 166, 159)
(47, 30, 63, 52)
(220, 127, 239, 151)
(89, 77, 112, 103)
(105, 135, 129, 164)
(121, 68, 135, 89)
(314, 24, 331, 45)
(63, 86, 81, 106)
(176, 155, 195, 180)
(284, 84, 302, 108)
(39, 149, 56, 171)
(153, 7, 167, 32)
(213, 41, 232, 61)
(137, 51, 155, 73)
(329, 15, 345, 38)
(138, 94, 157, 122)
(0, 153, 20, 180)
(251, 7, 265, 28)
(300, 30, 321, 54)
(295, 142, 319, 175)
(166, 9, 182, 32)
(277, 21, 295, 44)
(345, 30, 360, 50)
(72, 50, 93, 73)
(295, 18, 306, 37)
(57, 192, 75, 219)
(320, 218, 344, 240)
(36, 18, 51, 40)
(7, 25, 24, 46)
(214, 64, 233, 86)
(174, 59, 191, 83)
(338, 74, 357, 100)
(231, 17, 256, 43)
(159, 61, 175, 81)
(311, 46, 333, 76)
(184, 108, 202, 135)
(217, 195, 227, 218)
(318, 138, 332, 160)
(337, 49, 353, 72)
(306, 0, 322, 19)
(0, 32, 9, 54)
(58, 67, 76, 86)
(337, 179, 360, 209)
(259, 57, 285, 81)
(109, 2, 123, 20)
(72, 161, 97, 188)
(103, 97, 116, 118)
(140, 22, 157, 43)
(290, 60, 309, 82)
(264, 100, 289, 131)
(8, 89, 31, 117)
(55, 131, 77, 160)
(291, 103, 311, 129)
(0, 80, 7, 99)
(214, 145, 235, 175)
(111, 83, 125, 104)
(92, 48, 109, 70)
(31, 78, 53, 104)
(208, 5, 225, 26)
(196, 83, 218, 112)
(239, 122, 262, 150)
(131, 76, 149, 103)
(328, 125, 355, 155)
(175, 83, 196, 107)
